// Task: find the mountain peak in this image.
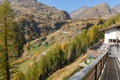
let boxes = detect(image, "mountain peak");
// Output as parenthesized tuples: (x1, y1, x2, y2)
(115, 4, 120, 7)
(95, 2, 109, 8)
(97, 2, 108, 5)
(80, 6, 88, 9)
(70, 6, 88, 19)
(70, 3, 118, 20)
(113, 4, 120, 13)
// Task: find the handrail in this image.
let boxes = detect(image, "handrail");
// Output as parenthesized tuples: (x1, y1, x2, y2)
(88, 40, 103, 50)
(69, 50, 109, 80)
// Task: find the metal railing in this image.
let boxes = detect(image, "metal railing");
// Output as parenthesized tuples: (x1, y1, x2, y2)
(69, 50, 109, 80)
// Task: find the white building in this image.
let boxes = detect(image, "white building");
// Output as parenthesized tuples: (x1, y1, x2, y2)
(100, 24, 120, 44)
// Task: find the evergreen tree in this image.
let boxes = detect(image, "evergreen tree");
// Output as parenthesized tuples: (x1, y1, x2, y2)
(0, 0, 14, 80)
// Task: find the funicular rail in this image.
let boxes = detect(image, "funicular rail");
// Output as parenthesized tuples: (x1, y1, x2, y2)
(69, 50, 109, 80)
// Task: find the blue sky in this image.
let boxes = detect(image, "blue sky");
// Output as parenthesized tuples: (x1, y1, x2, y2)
(38, 0, 120, 13)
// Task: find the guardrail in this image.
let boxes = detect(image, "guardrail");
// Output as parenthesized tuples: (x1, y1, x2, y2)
(69, 50, 109, 80)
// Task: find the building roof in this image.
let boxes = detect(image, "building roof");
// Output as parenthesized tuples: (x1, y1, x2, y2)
(99, 24, 120, 31)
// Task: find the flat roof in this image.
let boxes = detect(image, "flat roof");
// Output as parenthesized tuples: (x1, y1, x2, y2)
(99, 24, 120, 31)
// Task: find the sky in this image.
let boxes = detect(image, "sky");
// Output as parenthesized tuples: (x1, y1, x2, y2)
(38, 0, 120, 13)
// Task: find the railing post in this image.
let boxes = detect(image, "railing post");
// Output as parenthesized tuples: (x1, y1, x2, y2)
(95, 65, 97, 80)
(100, 59, 102, 76)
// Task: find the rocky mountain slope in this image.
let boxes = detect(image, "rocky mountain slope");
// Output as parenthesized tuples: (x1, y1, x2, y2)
(28, 19, 104, 46)
(1, 0, 71, 42)
(113, 4, 120, 13)
(70, 3, 119, 20)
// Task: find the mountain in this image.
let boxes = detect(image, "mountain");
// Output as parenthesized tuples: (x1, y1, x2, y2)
(1, 0, 71, 42)
(113, 4, 120, 13)
(27, 19, 103, 46)
(70, 6, 89, 20)
(70, 3, 118, 20)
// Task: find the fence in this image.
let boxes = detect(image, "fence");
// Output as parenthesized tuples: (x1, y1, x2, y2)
(69, 50, 108, 80)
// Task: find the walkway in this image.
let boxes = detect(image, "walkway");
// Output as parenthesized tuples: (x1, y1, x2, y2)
(100, 46, 120, 80)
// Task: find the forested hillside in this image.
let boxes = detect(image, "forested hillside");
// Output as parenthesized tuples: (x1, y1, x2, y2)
(11, 0, 70, 41)
(23, 14, 120, 80)
(0, 0, 71, 57)
(1, 0, 120, 80)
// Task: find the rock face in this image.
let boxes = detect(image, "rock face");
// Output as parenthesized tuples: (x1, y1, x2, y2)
(70, 6, 89, 20)
(70, 3, 118, 20)
(2, 0, 71, 41)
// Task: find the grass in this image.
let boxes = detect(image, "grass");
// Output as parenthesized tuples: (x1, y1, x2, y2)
(19, 43, 51, 73)
(27, 43, 51, 57)
(19, 60, 32, 73)
(47, 54, 87, 80)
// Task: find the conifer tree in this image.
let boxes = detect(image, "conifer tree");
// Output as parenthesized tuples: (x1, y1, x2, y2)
(0, 0, 14, 80)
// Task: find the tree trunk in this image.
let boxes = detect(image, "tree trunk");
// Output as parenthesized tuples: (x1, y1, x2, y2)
(4, 17, 10, 80)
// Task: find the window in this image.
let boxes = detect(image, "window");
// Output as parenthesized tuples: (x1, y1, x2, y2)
(113, 39, 116, 42)
(109, 39, 112, 42)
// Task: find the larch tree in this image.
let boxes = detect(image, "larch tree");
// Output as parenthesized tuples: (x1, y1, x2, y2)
(0, 0, 14, 80)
